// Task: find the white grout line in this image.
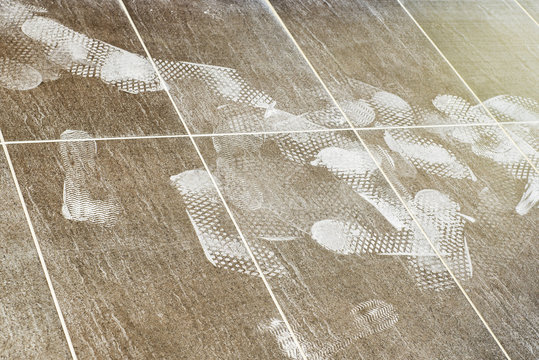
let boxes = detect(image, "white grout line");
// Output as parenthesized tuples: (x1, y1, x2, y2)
(396, 0, 537, 175)
(115, 1, 308, 359)
(512, 0, 539, 26)
(2, 120, 538, 145)
(263, 0, 513, 359)
(0, 130, 78, 360)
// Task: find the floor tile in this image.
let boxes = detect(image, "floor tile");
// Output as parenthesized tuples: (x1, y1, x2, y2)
(268, 0, 504, 127)
(193, 130, 506, 359)
(0, 0, 185, 141)
(1, 1, 536, 359)
(400, 0, 539, 104)
(9, 135, 290, 359)
(502, 122, 539, 153)
(0, 153, 70, 358)
(121, 0, 356, 134)
(517, 0, 538, 18)
(357, 123, 537, 359)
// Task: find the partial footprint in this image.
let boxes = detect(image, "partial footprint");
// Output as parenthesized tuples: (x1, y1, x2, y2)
(408, 190, 473, 290)
(434, 95, 539, 214)
(0, 57, 42, 90)
(516, 175, 539, 216)
(483, 95, 538, 123)
(311, 219, 413, 255)
(383, 128, 477, 181)
(59, 130, 120, 226)
(259, 319, 312, 360)
(351, 299, 399, 338)
(311, 146, 411, 230)
(259, 299, 398, 359)
(262, 103, 327, 132)
(340, 99, 375, 127)
(170, 169, 286, 277)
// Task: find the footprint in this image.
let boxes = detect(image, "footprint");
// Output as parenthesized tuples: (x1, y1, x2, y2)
(408, 190, 474, 290)
(214, 157, 303, 241)
(351, 299, 399, 338)
(311, 146, 411, 230)
(59, 130, 120, 226)
(20, 15, 162, 94)
(311, 219, 412, 255)
(370, 91, 416, 126)
(259, 299, 398, 359)
(0, 57, 42, 90)
(434, 95, 539, 214)
(170, 169, 286, 277)
(383, 128, 477, 181)
(483, 95, 538, 123)
(157, 59, 274, 107)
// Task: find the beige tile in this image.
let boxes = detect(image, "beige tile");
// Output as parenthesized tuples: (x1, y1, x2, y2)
(358, 123, 537, 359)
(0, 0, 184, 140)
(122, 0, 354, 134)
(269, 0, 499, 127)
(517, 0, 539, 18)
(2, 1, 536, 359)
(194, 130, 506, 359)
(0, 154, 70, 358)
(400, 0, 539, 103)
(502, 122, 539, 153)
(9, 136, 289, 358)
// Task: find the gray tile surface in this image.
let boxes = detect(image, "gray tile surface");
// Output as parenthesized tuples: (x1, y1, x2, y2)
(0, 0, 536, 358)
(9, 137, 287, 358)
(270, 0, 489, 126)
(0, 0, 185, 141)
(0, 153, 70, 358)
(401, 0, 539, 102)
(194, 130, 507, 359)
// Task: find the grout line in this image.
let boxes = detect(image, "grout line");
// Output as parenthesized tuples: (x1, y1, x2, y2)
(0, 130, 78, 360)
(263, 0, 513, 359)
(396, 0, 537, 175)
(115, 1, 309, 359)
(512, 0, 539, 25)
(2, 120, 538, 145)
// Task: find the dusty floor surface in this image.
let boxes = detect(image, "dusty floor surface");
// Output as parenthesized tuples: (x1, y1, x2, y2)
(0, 0, 537, 358)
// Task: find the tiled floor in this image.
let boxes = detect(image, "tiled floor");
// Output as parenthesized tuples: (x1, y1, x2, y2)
(0, 0, 537, 359)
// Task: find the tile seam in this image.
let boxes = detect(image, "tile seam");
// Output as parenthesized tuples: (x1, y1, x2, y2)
(396, 0, 537, 175)
(263, 0, 512, 358)
(115, 1, 309, 359)
(1, 120, 538, 145)
(512, 0, 539, 25)
(0, 130, 78, 360)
